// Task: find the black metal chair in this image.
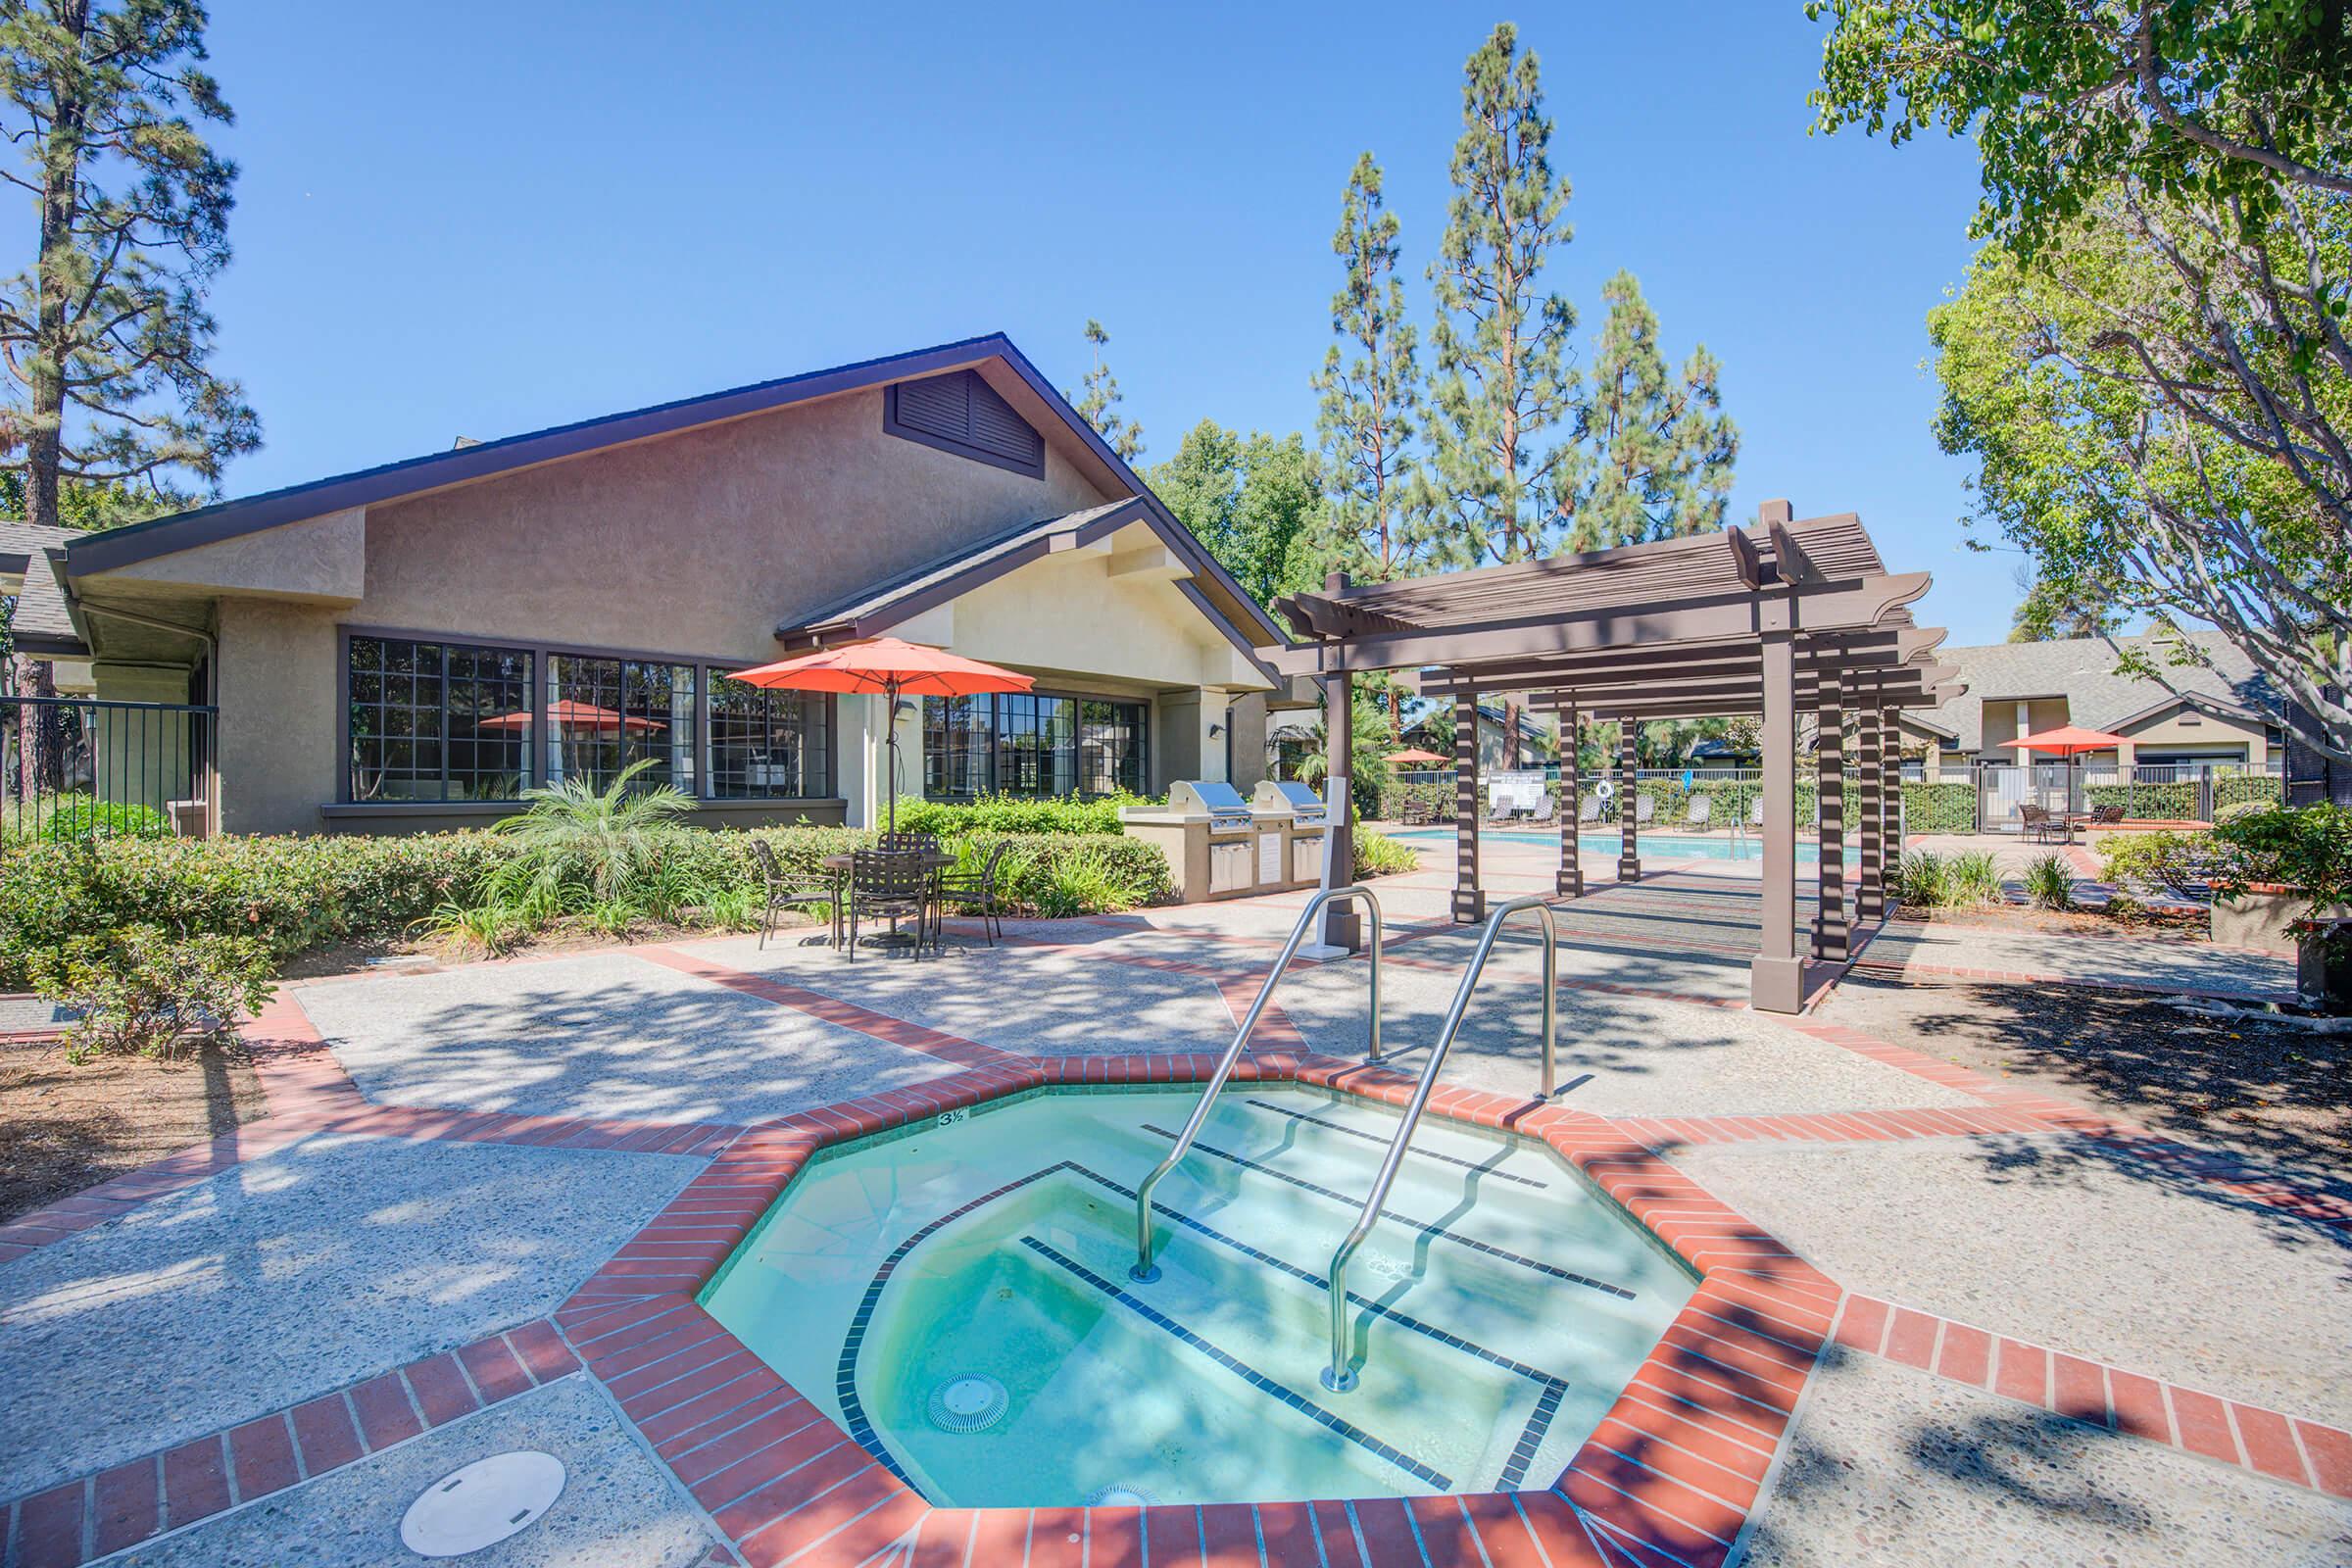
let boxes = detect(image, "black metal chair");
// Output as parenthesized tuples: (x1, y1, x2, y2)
(935, 839, 1012, 947)
(875, 830, 941, 856)
(750, 837, 838, 950)
(846, 849, 933, 960)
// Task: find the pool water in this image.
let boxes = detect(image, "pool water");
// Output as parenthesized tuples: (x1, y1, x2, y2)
(1394, 827, 1828, 862)
(702, 1086, 1695, 1508)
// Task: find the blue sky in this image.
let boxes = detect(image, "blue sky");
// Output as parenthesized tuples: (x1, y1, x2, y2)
(200, 1, 2020, 643)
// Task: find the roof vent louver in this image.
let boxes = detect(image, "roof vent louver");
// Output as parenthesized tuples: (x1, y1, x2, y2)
(885, 369, 1045, 478)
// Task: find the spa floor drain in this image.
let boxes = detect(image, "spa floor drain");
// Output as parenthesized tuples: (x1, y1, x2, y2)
(1085, 1484, 1158, 1507)
(399, 1450, 565, 1557)
(926, 1374, 1008, 1433)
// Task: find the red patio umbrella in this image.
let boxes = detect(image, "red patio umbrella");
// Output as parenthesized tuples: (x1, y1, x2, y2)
(2007, 724, 2130, 828)
(478, 700, 664, 734)
(1388, 747, 1447, 766)
(727, 637, 1034, 833)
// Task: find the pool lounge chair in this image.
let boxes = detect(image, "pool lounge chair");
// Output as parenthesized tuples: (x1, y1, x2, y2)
(1635, 794, 1656, 826)
(1528, 793, 1556, 823)
(1579, 794, 1602, 824)
(1687, 795, 1713, 831)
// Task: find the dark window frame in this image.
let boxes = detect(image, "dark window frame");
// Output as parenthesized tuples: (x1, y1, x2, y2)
(337, 625, 838, 805)
(882, 373, 1046, 479)
(343, 631, 537, 805)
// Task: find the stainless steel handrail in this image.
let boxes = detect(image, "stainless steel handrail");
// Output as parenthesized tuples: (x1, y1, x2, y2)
(1319, 895, 1557, 1393)
(1129, 883, 1384, 1284)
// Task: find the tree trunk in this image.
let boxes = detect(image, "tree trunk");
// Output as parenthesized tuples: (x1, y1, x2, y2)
(26, 2, 92, 533)
(1502, 695, 1522, 770)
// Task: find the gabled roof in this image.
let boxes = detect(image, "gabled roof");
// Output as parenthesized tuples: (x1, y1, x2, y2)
(1, 521, 86, 655)
(58, 333, 1294, 662)
(1924, 632, 2278, 750)
(777, 497, 1150, 648)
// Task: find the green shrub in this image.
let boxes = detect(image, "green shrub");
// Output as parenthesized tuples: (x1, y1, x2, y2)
(2084, 773, 2280, 822)
(1352, 828, 1419, 877)
(2210, 803, 2352, 907)
(1, 794, 173, 845)
(886, 792, 1142, 836)
(2022, 853, 2076, 910)
(28, 924, 274, 1061)
(2099, 830, 2222, 900)
(1946, 850, 2004, 906)
(1895, 850, 1948, 907)
(495, 758, 696, 903)
(1901, 781, 1977, 835)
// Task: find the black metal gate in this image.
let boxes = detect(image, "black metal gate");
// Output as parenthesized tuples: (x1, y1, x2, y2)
(2, 694, 215, 846)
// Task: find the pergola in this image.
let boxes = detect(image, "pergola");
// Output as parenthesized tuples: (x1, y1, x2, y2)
(1262, 502, 1964, 1012)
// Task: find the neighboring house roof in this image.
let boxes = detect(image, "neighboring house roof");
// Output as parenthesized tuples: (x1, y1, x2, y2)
(57, 332, 1292, 662)
(1922, 632, 2278, 751)
(0, 521, 87, 656)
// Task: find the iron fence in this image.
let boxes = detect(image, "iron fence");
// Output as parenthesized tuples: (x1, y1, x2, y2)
(1971, 760, 2283, 831)
(1, 694, 214, 847)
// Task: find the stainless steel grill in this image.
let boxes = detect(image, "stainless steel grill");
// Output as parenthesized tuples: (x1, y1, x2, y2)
(1252, 779, 1330, 827)
(1170, 779, 1253, 833)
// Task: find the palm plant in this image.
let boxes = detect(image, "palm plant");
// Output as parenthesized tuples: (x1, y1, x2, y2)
(2022, 853, 2076, 910)
(496, 759, 695, 904)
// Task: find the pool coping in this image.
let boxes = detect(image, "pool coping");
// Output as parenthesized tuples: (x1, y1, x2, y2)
(559, 1052, 1837, 1568)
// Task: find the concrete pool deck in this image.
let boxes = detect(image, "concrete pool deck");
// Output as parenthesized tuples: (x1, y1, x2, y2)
(0, 835, 2342, 1565)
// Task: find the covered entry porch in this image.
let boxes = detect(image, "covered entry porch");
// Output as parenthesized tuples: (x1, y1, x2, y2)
(1264, 503, 1962, 1011)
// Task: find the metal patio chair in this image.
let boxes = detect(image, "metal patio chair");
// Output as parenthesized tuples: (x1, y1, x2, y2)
(845, 849, 934, 960)
(751, 837, 838, 950)
(1687, 795, 1713, 832)
(935, 839, 1012, 947)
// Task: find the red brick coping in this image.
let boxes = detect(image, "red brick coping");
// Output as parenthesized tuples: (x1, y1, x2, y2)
(1, 1321, 582, 1566)
(560, 1051, 1838, 1568)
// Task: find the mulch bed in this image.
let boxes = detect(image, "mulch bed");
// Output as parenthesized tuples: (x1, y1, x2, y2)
(0, 1040, 269, 1224)
(1819, 973, 2349, 1174)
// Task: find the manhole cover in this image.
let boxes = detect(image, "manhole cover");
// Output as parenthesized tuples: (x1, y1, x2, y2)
(399, 1450, 565, 1557)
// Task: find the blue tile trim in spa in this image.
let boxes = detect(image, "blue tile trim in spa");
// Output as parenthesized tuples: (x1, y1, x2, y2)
(1141, 1124, 1639, 1302)
(1241, 1097, 1550, 1190)
(1018, 1236, 1456, 1492)
(831, 1157, 1574, 1497)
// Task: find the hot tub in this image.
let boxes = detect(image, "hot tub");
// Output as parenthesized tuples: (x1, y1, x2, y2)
(699, 1085, 1695, 1509)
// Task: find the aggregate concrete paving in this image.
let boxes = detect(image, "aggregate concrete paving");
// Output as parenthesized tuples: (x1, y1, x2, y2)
(1671, 1134, 2352, 1429)
(114, 1374, 718, 1568)
(0, 1130, 699, 1499)
(1738, 1350, 2352, 1568)
(294, 949, 959, 1122)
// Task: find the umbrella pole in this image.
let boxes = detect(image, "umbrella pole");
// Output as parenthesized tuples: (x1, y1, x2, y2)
(884, 677, 901, 837)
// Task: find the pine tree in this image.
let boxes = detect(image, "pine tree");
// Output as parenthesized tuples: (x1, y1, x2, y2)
(1423, 23, 1579, 570)
(1311, 153, 1434, 586)
(1560, 270, 1738, 551)
(0, 0, 259, 529)
(1067, 318, 1143, 464)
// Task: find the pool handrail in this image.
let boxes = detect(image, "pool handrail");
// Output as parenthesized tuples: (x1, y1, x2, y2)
(1319, 894, 1557, 1393)
(1129, 884, 1384, 1284)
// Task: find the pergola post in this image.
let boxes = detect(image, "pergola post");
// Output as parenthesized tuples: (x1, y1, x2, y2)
(1557, 702, 1582, 898)
(1320, 590, 1361, 952)
(1452, 690, 1485, 922)
(1855, 706, 1884, 926)
(1814, 678, 1847, 961)
(1751, 615, 1803, 1012)
(1882, 709, 1904, 861)
(1617, 718, 1641, 883)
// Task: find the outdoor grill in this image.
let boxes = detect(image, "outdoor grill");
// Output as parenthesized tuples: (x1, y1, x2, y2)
(1252, 779, 1330, 827)
(1169, 778, 1255, 833)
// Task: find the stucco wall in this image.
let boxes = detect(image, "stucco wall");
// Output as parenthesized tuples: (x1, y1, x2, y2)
(355, 387, 1111, 661)
(215, 599, 341, 835)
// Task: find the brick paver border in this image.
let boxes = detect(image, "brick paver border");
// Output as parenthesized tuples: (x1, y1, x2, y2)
(1830, 1294, 2352, 1499)
(0, 1320, 583, 1567)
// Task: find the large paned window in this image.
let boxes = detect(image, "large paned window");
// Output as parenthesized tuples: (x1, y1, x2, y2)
(545, 655, 697, 794)
(347, 635, 531, 802)
(709, 678, 829, 798)
(921, 693, 1147, 799)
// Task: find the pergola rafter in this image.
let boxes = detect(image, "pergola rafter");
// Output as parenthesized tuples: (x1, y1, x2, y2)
(1259, 502, 1962, 1012)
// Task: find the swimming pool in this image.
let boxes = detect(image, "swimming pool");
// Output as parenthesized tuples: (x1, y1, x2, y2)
(701, 1086, 1693, 1508)
(1393, 827, 1828, 862)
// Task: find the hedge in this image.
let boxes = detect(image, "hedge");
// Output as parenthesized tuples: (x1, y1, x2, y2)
(2084, 773, 2281, 820)
(884, 793, 1144, 836)
(0, 825, 1173, 986)
(1902, 781, 1977, 834)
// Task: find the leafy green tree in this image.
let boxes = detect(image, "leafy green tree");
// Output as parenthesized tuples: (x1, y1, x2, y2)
(1312, 152, 1439, 583)
(1424, 22, 1580, 569)
(1148, 419, 1328, 610)
(1816, 0, 2352, 763)
(1559, 270, 1739, 550)
(0, 0, 259, 530)
(2005, 562, 2119, 642)
(1067, 318, 1143, 464)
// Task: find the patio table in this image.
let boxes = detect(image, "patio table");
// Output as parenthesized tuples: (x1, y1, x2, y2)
(819, 849, 956, 952)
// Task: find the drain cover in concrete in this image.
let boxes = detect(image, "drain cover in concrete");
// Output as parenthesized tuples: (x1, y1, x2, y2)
(399, 1449, 565, 1557)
